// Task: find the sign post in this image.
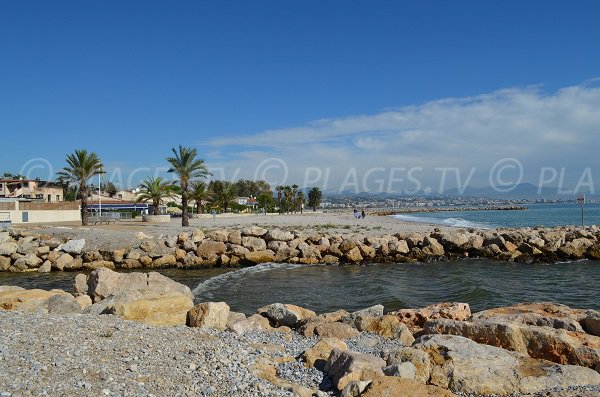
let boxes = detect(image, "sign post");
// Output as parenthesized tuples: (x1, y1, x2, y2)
(577, 193, 585, 226)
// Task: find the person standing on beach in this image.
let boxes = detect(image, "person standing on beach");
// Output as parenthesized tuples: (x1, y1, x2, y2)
(353, 208, 359, 219)
(361, 209, 366, 219)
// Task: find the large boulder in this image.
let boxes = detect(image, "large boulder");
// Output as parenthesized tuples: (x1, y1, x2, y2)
(298, 319, 360, 339)
(265, 229, 295, 242)
(361, 376, 458, 397)
(302, 337, 348, 370)
(186, 301, 230, 330)
(258, 303, 316, 328)
(243, 250, 275, 264)
(350, 315, 414, 345)
(242, 236, 267, 252)
(0, 287, 72, 312)
(241, 226, 268, 237)
(83, 268, 193, 302)
(324, 348, 385, 390)
(196, 240, 226, 259)
(59, 239, 86, 255)
(384, 347, 433, 384)
(0, 242, 18, 256)
(413, 334, 600, 396)
(391, 302, 471, 332)
(472, 302, 587, 333)
(424, 318, 600, 369)
(111, 293, 194, 326)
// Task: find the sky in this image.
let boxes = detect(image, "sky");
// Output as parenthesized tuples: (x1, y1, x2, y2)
(1, 1, 600, 194)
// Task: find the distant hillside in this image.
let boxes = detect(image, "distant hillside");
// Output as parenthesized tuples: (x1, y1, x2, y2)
(444, 183, 594, 200)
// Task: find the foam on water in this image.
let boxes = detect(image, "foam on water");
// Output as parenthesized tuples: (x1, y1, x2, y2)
(391, 214, 492, 229)
(192, 262, 303, 299)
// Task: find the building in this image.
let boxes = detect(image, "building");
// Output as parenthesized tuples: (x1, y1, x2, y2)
(236, 196, 258, 208)
(0, 179, 63, 202)
(0, 198, 80, 224)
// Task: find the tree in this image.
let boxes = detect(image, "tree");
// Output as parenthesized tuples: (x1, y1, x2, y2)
(209, 180, 237, 212)
(2, 172, 25, 180)
(135, 177, 177, 215)
(57, 149, 104, 225)
(189, 181, 212, 214)
(275, 186, 284, 214)
(256, 192, 275, 214)
(104, 181, 118, 197)
(295, 191, 305, 214)
(166, 145, 210, 227)
(308, 187, 323, 211)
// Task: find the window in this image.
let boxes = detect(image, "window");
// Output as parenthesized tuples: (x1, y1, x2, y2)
(57, 195, 60, 202)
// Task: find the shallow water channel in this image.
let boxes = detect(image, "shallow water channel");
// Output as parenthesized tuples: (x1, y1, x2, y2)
(2, 259, 599, 314)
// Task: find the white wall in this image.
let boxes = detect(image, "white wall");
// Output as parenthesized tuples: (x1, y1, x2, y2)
(5, 210, 81, 224)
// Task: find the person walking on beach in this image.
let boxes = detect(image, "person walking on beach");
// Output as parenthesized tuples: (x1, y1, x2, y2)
(361, 209, 366, 219)
(353, 208, 359, 219)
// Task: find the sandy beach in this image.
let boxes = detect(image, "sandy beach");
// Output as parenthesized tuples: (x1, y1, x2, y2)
(12, 212, 445, 252)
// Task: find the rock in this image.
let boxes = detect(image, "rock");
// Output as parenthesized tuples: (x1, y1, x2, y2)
(151, 254, 177, 267)
(351, 304, 385, 318)
(74, 273, 88, 295)
(298, 320, 360, 339)
(0, 242, 18, 256)
(242, 236, 267, 252)
(0, 288, 72, 312)
(206, 230, 229, 243)
(228, 313, 274, 334)
(424, 318, 600, 369)
(135, 232, 153, 240)
(585, 310, 600, 337)
(323, 348, 385, 390)
(196, 240, 226, 258)
(302, 337, 348, 370)
(14, 253, 42, 268)
(344, 246, 363, 262)
(226, 311, 246, 329)
(391, 302, 471, 332)
(361, 376, 458, 397)
(435, 232, 469, 250)
(321, 254, 340, 263)
(37, 245, 50, 255)
(352, 315, 415, 345)
(44, 294, 82, 314)
(422, 237, 445, 256)
(0, 255, 11, 271)
(340, 380, 371, 397)
(243, 250, 275, 264)
(38, 260, 52, 273)
(258, 303, 316, 328)
(75, 294, 93, 309)
(191, 229, 205, 242)
(110, 293, 194, 326)
(84, 268, 193, 302)
(59, 239, 86, 255)
(241, 226, 268, 237)
(413, 334, 600, 396)
(472, 302, 587, 332)
(385, 347, 432, 384)
(0, 232, 9, 244)
(382, 362, 416, 379)
(389, 240, 410, 255)
(319, 309, 350, 322)
(54, 253, 75, 271)
(186, 301, 230, 330)
(83, 260, 115, 270)
(265, 229, 295, 242)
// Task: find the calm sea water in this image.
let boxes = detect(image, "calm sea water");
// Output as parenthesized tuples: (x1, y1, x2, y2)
(2, 260, 599, 314)
(392, 203, 600, 229)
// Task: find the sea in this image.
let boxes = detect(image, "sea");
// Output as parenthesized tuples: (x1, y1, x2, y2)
(391, 202, 600, 229)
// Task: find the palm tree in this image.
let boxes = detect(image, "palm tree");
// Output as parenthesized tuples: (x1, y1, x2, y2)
(295, 191, 305, 214)
(166, 145, 210, 227)
(189, 181, 212, 214)
(308, 187, 322, 211)
(57, 149, 104, 225)
(209, 180, 237, 212)
(276, 186, 284, 214)
(135, 177, 177, 215)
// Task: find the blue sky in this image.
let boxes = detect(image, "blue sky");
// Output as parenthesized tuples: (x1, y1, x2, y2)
(1, 1, 600, 193)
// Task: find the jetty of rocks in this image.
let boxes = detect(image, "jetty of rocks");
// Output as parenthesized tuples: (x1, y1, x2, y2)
(1, 224, 600, 273)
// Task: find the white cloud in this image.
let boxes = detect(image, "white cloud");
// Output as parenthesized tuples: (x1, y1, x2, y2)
(203, 81, 600, 193)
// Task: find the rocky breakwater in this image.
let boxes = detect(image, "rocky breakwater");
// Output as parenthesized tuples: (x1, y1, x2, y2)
(2, 224, 600, 274)
(2, 270, 600, 396)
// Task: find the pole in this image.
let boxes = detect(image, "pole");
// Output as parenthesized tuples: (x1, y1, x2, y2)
(98, 172, 102, 217)
(581, 203, 584, 227)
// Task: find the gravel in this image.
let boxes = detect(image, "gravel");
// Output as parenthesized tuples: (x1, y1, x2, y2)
(2, 310, 599, 397)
